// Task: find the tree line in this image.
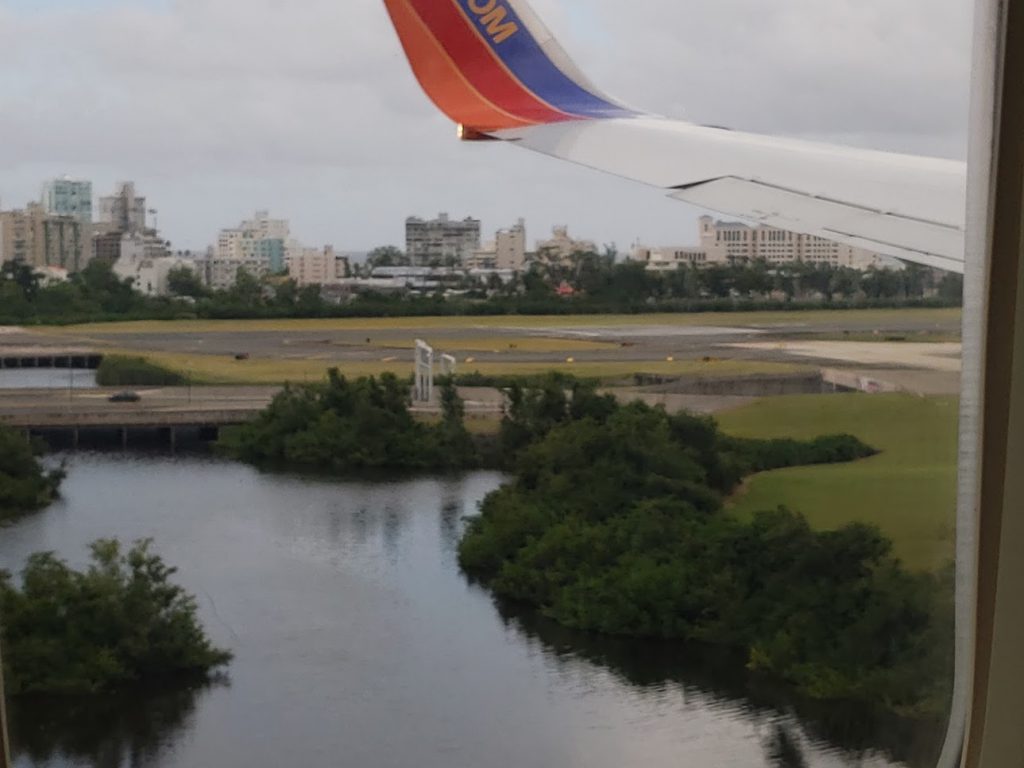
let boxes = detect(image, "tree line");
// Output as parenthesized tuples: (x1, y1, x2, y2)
(497, 251, 963, 306)
(0, 254, 962, 326)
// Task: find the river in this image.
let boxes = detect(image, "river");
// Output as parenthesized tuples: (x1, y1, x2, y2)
(0, 454, 945, 768)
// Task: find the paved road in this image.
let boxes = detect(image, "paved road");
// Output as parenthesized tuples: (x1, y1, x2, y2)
(0, 386, 277, 429)
(0, 385, 512, 430)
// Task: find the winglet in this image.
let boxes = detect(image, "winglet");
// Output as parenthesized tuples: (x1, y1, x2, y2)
(383, 0, 634, 135)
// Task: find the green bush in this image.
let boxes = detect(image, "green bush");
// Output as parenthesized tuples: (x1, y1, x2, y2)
(0, 539, 232, 695)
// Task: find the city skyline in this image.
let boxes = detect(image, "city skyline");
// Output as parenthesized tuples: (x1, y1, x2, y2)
(0, 0, 971, 251)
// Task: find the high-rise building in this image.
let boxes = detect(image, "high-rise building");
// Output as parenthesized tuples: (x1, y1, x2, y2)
(0, 209, 32, 265)
(0, 203, 88, 272)
(496, 219, 526, 271)
(406, 213, 481, 267)
(468, 218, 527, 271)
(41, 177, 93, 229)
(99, 182, 147, 235)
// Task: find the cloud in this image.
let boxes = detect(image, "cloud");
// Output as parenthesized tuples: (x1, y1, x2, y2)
(0, 0, 971, 250)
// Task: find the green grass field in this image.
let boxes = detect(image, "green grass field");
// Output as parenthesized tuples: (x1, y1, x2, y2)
(51, 307, 961, 335)
(717, 394, 959, 572)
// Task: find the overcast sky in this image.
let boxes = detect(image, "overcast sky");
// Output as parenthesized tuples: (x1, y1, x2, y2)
(0, 0, 973, 252)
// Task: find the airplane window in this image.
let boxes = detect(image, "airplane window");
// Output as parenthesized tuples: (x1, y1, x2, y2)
(0, 0, 984, 767)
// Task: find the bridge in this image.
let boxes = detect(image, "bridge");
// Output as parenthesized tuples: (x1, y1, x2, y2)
(0, 384, 509, 449)
(0, 386, 277, 448)
(0, 346, 103, 370)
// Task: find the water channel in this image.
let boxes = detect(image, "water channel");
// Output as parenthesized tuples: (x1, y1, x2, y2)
(0, 369, 97, 390)
(0, 452, 946, 768)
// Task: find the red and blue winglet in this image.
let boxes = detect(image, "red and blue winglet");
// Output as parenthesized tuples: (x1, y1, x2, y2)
(383, 0, 635, 136)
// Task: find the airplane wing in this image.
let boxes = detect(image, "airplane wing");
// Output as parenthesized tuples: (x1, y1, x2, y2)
(382, 0, 967, 273)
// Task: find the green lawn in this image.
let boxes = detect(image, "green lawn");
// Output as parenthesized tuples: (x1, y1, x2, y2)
(717, 394, 959, 572)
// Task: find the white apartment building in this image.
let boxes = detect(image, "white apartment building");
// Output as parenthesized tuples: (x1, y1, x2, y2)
(468, 219, 527, 271)
(533, 225, 597, 265)
(701, 216, 884, 268)
(114, 238, 200, 297)
(631, 216, 888, 271)
(217, 210, 289, 274)
(286, 246, 351, 287)
(242, 210, 289, 241)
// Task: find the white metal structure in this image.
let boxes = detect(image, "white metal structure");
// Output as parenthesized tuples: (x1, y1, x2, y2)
(414, 339, 434, 403)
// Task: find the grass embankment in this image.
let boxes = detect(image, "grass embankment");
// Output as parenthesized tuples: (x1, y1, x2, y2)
(718, 394, 959, 572)
(52, 307, 962, 335)
(95, 355, 186, 386)
(99, 350, 807, 386)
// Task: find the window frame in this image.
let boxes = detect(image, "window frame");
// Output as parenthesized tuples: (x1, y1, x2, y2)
(942, 0, 1024, 764)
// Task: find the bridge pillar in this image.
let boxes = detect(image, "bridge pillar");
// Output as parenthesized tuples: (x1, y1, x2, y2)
(72, 428, 79, 450)
(121, 428, 128, 450)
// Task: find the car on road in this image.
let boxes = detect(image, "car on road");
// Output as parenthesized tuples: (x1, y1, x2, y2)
(108, 391, 141, 403)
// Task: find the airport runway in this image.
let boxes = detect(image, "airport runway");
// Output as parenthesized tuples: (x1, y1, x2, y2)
(1, 309, 962, 374)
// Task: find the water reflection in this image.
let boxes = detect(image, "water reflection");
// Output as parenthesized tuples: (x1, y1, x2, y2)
(9, 680, 223, 768)
(766, 726, 810, 768)
(493, 600, 945, 768)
